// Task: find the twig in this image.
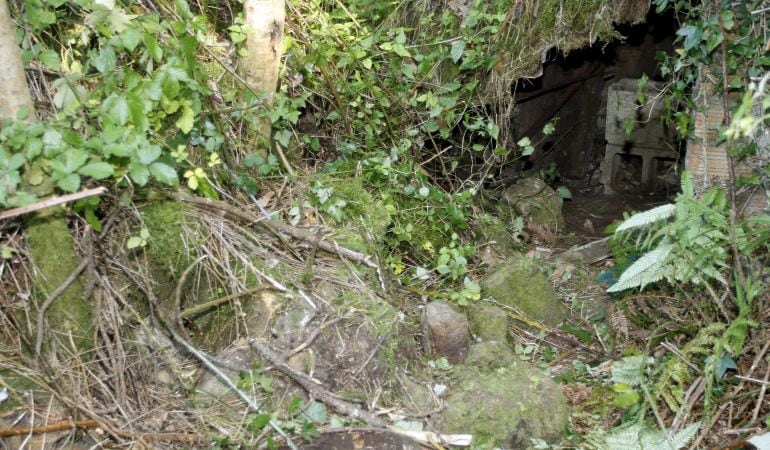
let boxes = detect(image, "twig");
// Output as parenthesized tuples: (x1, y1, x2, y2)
(0, 187, 107, 220)
(176, 193, 381, 270)
(250, 338, 388, 428)
(288, 317, 344, 357)
(0, 419, 206, 443)
(181, 286, 277, 320)
(168, 328, 299, 450)
(749, 364, 770, 424)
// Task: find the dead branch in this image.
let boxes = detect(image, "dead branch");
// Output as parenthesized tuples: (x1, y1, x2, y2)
(0, 418, 206, 443)
(175, 193, 380, 270)
(0, 187, 107, 220)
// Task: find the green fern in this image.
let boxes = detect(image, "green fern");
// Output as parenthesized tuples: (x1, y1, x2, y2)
(615, 204, 676, 232)
(584, 421, 700, 450)
(607, 242, 674, 292)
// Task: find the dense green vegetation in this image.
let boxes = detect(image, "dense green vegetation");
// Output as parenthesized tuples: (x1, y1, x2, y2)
(1, 0, 769, 448)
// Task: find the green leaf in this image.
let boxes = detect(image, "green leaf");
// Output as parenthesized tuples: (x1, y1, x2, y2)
(176, 104, 195, 133)
(78, 162, 114, 179)
(136, 144, 161, 165)
(126, 236, 144, 249)
(120, 27, 143, 51)
(102, 94, 130, 126)
(92, 46, 117, 74)
(149, 162, 178, 185)
(450, 40, 465, 63)
(126, 93, 148, 132)
(129, 162, 150, 186)
(57, 173, 81, 192)
(248, 414, 273, 432)
(556, 186, 572, 200)
(62, 148, 90, 173)
(39, 50, 61, 70)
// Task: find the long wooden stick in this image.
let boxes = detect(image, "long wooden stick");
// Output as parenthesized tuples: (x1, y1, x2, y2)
(0, 419, 205, 443)
(0, 187, 107, 220)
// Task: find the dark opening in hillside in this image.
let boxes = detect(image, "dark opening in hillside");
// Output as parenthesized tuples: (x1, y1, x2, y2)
(511, 9, 681, 237)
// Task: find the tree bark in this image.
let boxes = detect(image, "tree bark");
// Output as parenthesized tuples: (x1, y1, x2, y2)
(0, 0, 34, 121)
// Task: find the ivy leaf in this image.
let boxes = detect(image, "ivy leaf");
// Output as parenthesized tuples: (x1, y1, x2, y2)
(176, 104, 195, 133)
(57, 173, 81, 192)
(136, 144, 162, 165)
(78, 162, 114, 179)
(450, 40, 465, 63)
(62, 149, 90, 173)
(149, 162, 178, 185)
(92, 46, 117, 74)
(102, 94, 129, 126)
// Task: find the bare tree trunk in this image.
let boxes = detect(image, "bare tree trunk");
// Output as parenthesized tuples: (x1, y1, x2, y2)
(0, 0, 35, 121)
(242, 0, 285, 101)
(242, 0, 294, 173)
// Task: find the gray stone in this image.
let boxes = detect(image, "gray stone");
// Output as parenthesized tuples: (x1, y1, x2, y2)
(500, 177, 564, 233)
(480, 254, 566, 326)
(272, 297, 316, 346)
(422, 301, 470, 364)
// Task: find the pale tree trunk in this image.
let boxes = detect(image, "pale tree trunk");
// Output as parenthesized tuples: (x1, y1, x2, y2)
(242, 0, 295, 173)
(0, 0, 34, 121)
(0, 0, 92, 354)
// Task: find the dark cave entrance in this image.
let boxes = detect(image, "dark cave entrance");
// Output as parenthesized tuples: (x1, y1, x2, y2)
(511, 9, 682, 237)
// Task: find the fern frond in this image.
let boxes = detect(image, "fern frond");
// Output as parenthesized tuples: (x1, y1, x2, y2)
(611, 355, 654, 386)
(607, 242, 674, 292)
(616, 204, 676, 232)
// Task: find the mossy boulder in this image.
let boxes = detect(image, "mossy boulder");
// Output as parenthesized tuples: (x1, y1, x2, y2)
(467, 304, 508, 342)
(499, 177, 564, 233)
(480, 254, 565, 326)
(438, 342, 569, 449)
(25, 210, 92, 352)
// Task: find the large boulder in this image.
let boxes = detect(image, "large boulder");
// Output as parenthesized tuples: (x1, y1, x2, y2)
(480, 255, 566, 326)
(438, 342, 569, 449)
(499, 177, 564, 233)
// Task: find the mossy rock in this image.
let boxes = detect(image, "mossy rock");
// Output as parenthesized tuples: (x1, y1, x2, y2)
(467, 304, 508, 342)
(480, 254, 565, 326)
(499, 177, 564, 233)
(25, 210, 92, 352)
(439, 342, 568, 449)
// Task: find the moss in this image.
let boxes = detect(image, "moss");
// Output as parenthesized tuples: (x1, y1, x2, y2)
(467, 304, 509, 342)
(332, 292, 398, 338)
(480, 254, 566, 326)
(25, 210, 92, 352)
(440, 343, 569, 448)
(142, 199, 194, 272)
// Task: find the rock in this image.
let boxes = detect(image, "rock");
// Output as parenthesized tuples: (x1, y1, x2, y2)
(467, 304, 508, 342)
(480, 254, 566, 326)
(422, 301, 470, 364)
(499, 177, 564, 233)
(438, 342, 569, 449)
(396, 371, 436, 413)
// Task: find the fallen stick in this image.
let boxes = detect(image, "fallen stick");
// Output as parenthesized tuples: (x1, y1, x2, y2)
(0, 418, 205, 443)
(0, 187, 107, 220)
(250, 339, 472, 447)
